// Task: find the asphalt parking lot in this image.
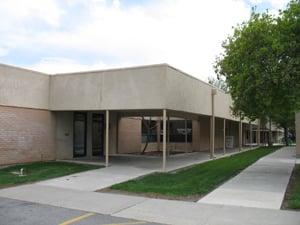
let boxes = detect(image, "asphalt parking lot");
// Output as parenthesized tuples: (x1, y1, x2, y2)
(0, 197, 163, 225)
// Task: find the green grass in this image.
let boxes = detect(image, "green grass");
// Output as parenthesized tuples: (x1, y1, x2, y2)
(111, 146, 280, 197)
(0, 161, 101, 188)
(286, 165, 300, 209)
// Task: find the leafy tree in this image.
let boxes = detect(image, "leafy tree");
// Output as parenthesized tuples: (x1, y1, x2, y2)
(272, 0, 300, 144)
(215, 0, 300, 146)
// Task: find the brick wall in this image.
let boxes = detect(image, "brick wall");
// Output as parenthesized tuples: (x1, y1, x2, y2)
(0, 105, 56, 165)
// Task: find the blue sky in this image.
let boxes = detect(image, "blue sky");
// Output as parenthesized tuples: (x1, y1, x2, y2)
(0, 0, 290, 80)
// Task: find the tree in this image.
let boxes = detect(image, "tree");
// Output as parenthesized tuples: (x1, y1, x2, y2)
(271, 0, 300, 145)
(215, 0, 300, 146)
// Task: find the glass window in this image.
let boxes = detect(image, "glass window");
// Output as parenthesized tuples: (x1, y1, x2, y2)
(161, 120, 192, 143)
(73, 112, 87, 157)
(92, 113, 104, 156)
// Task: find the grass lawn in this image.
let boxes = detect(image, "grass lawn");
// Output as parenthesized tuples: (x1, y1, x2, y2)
(283, 165, 300, 210)
(0, 161, 101, 189)
(111, 146, 280, 199)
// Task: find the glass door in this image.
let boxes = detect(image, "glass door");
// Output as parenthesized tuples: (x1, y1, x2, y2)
(92, 113, 104, 156)
(73, 112, 87, 157)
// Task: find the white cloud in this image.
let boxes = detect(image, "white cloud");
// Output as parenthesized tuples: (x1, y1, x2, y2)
(0, 0, 64, 27)
(268, 0, 290, 9)
(29, 57, 107, 74)
(250, 0, 263, 4)
(29, 57, 132, 74)
(249, 0, 289, 9)
(0, 47, 9, 57)
(1, 0, 254, 81)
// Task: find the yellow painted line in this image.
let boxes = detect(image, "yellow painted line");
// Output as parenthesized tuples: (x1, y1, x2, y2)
(103, 222, 147, 225)
(59, 212, 95, 225)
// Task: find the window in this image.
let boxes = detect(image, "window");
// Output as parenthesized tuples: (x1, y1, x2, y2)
(92, 113, 104, 156)
(73, 112, 87, 157)
(161, 120, 192, 143)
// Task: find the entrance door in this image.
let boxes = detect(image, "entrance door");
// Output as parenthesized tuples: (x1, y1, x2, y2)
(92, 113, 104, 156)
(73, 112, 87, 157)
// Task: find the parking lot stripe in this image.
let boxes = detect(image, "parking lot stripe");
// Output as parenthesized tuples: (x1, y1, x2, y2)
(103, 222, 147, 225)
(59, 212, 95, 225)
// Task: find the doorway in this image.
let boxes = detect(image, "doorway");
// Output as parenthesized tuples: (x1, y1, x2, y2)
(73, 112, 87, 157)
(92, 113, 104, 156)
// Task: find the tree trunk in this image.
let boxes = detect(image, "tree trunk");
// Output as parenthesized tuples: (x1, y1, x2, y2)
(268, 119, 273, 146)
(284, 127, 289, 146)
(141, 117, 150, 154)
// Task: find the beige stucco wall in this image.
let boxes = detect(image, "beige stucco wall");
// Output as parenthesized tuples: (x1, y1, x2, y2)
(50, 64, 249, 123)
(118, 117, 141, 154)
(55, 111, 73, 159)
(0, 64, 50, 110)
(199, 117, 211, 151)
(165, 67, 212, 116)
(50, 65, 167, 111)
(296, 112, 300, 157)
(0, 63, 252, 124)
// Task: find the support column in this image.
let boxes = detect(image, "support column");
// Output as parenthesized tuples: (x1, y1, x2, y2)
(210, 116, 215, 158)
(162, 109, 167, 171)
(239, 119, 242, 151)
(223, 118, 226, 154)
(210, 89, 217, 158)
(105, 110, 109, 167)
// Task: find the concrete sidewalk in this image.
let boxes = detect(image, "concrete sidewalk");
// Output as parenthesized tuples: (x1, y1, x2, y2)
(0, 147, 299, 225)
(37, 149, 241, 191)
(198, 147, 296, 209)
(0, 184, 299, 225)
(37, 165, 155, 191)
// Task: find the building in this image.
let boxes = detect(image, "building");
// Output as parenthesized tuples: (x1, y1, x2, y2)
(0, 63, 283, 169)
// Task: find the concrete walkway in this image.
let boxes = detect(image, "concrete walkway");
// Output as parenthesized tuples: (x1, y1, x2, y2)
(37, 149, 241, 191)
(198, 147, 296, 209)
(0, 147, 299, 225)
(0, 184, 299, 225)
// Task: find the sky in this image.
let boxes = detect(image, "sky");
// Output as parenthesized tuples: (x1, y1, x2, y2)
(0, 0, 290, 81)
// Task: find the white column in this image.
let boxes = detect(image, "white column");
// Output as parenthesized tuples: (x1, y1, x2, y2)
(210, 89, 217, 158)
(210, 116, 215, 158)
(223, 118, 226, 154)
(105, 110, 109, 167)
(162, 109, 167, 171)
